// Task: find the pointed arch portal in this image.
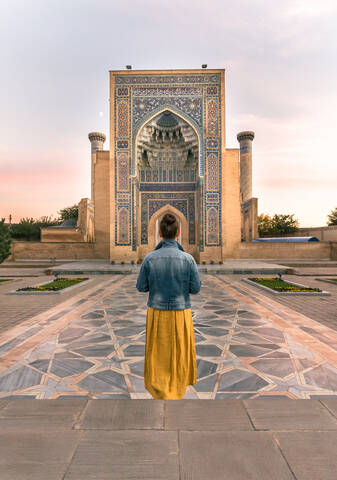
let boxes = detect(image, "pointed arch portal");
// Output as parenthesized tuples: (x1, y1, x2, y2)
(111, 70, 226, 261)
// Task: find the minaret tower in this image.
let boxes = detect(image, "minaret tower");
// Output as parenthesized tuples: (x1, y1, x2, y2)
(88, 132, 106, 201)
(237, 131, 255, 203)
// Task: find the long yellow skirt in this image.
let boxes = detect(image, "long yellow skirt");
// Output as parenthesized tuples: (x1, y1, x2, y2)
(144, 306, 197, 400)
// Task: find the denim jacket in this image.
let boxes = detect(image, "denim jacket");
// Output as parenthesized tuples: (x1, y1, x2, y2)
(136, 239, 201, 310)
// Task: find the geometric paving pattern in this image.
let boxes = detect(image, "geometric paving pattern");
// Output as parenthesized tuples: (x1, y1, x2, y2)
(1, 274, 337, 399)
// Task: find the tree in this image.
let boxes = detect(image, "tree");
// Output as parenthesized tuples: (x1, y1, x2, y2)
(258, 213, 299, 237)
(57, 204, 78, 221)
(0, 218, 12, 263)
(257, 214, 272, 237)
(327, 207, 337, 226)
(9, 216, 61, 241)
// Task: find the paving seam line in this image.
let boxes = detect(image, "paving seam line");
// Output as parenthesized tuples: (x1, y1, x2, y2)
(318, 399, 337, 420)
(271, 433, 298, 480)
(60, 429, 86, 480)
(241, 400, 256, 431)
(72, 399, 91, 430)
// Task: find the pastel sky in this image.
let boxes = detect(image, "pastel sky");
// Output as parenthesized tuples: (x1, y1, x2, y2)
(1, 0, 336, 227)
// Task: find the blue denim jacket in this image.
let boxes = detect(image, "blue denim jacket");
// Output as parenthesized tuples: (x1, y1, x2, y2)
(136, 239, 201, 310)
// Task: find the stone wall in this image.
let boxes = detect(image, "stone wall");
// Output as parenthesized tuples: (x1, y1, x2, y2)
(7, 240, 337, 262)
(291, 226, 337, 242)
(41, 228, 85, 242)
(8, 241, 98, 260)
(235, 241, 334, 259)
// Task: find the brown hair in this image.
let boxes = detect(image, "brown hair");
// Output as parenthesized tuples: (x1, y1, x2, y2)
(159, 213, 179, 239)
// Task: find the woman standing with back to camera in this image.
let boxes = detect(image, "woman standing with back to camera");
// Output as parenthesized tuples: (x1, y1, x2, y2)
(136, 212, 201, 400)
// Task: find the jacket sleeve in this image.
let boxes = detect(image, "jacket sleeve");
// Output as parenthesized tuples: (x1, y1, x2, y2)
(136, 259, 149, 292)
(189, 257, 201, 294)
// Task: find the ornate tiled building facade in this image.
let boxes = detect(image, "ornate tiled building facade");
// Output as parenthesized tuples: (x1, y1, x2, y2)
(112, 70, 223, 257)
(89, 69, 257, 262)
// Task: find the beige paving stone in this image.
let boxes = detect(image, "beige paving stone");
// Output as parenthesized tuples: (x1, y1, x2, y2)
(64, 430, 179, 479)
(243, 399, 337, 430)
(75, 398, 164, 429)
(1, 398, 88, 416)
(0, 429, 82, 480)
(180, 431, 294, 479)
(0, 398, 88, 431)
(165, 399, 253, 430)
(275, 431, 337, 480)
(0, 398, 12, 411)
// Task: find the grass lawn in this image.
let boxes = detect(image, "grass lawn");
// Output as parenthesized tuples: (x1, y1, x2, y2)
(0, 279, 12, 282)
(248, 277, 322, 293)
(16, 277, 89, 292)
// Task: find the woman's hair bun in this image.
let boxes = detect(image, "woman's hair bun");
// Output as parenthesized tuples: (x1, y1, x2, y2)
(159, 213, 179, 239)
(164, 213, 175, 225)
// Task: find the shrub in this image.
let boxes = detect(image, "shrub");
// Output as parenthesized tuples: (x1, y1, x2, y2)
(258, 213, 299, 237)
(327, 207, 337, 226)
(57, 204, 79, 221)
(9, 216, 61, 241)
(0, 219, 12, 264)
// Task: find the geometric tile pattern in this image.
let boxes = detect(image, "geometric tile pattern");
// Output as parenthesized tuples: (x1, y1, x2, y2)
(1, 274, 337, 399)
(113, 72, 222, 249)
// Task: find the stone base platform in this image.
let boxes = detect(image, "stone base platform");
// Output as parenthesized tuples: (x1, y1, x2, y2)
(1, 398, 337, 479)
(45, 259, 295, 276)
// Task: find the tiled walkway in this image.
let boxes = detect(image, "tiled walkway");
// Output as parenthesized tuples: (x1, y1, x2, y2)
(1, 274, 337, 399)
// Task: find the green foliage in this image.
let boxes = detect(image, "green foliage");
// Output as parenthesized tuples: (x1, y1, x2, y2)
(57, 204, 78, 221)
(258, 213, 299, 237)
(8, 202, 78, 241)
(327, 207, 337, 226)
(9, 216, 61, 241)
(17, 277, 88, 291)
(0, 218, 12, 264)
(249, 277, 321, 292)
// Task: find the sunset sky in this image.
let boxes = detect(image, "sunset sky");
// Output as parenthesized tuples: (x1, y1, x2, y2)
(1, 0, 336, 227)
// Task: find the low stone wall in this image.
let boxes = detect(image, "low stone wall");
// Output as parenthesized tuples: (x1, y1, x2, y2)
(6, 240, 337, 261)
(236, 241, 334, 259)
(273, 226, 337, 242)
(41, 228, 85, 242)
(8, 241, 99, 260)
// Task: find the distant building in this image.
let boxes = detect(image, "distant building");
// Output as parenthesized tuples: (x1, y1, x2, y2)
(42, 68, 258, 261)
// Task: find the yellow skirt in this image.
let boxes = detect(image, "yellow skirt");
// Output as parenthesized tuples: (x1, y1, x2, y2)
(144, 306, 197, 400)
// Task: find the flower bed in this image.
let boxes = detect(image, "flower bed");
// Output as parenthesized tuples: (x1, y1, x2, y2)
(0, 279, 12, 283)
(242, 277, 330, 296)
(248, 277, 322, 293)
(16, 277, 89, 292)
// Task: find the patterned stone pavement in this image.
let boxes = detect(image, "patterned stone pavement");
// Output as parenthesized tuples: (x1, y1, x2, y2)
(1, 274, 337, 399)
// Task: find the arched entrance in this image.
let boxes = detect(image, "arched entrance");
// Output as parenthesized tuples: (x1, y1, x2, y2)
(148, 204, 188, 252)
(134, 109, 200, 258)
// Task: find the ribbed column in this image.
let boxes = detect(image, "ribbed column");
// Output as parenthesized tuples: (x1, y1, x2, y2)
(237, 131, 254, 203)
(88, 132, 106, 201)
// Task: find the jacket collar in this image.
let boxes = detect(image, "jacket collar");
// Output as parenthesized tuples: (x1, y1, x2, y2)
(161, 239, 179, 248)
